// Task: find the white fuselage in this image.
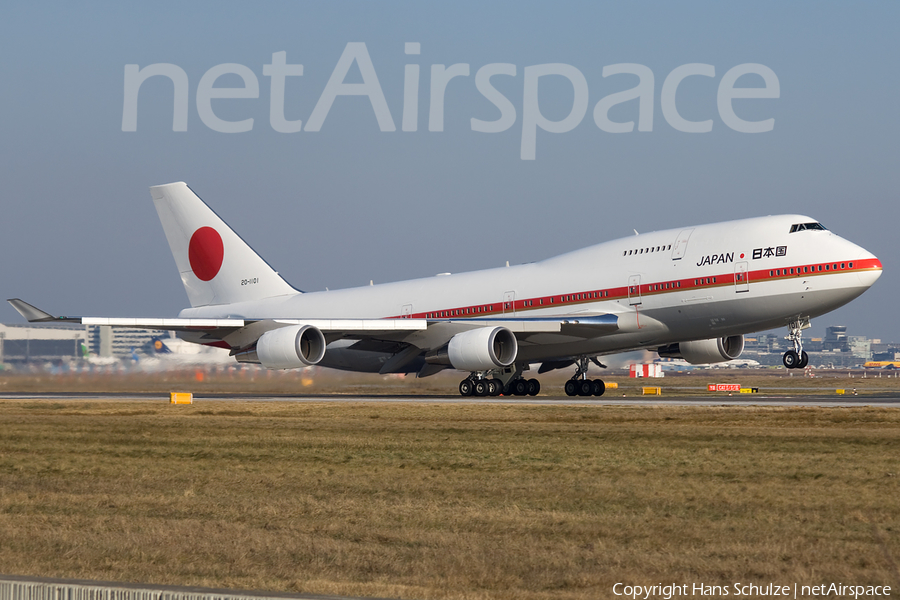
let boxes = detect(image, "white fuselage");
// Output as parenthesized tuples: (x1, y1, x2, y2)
(179, 214, 881, 369)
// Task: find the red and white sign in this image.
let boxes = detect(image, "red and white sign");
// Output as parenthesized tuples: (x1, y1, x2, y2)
(708, 383, 741, 392)
(630, 364, 663, 378)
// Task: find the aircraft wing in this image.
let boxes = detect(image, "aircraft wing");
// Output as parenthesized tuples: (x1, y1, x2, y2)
(10, 298, 621, 340)
(7, 298, 245, 332)
(8, 299, 628, 368)
(7, 299, 432, 349)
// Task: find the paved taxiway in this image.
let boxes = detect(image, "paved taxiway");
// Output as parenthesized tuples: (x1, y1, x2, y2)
(2, 392, 900, 407)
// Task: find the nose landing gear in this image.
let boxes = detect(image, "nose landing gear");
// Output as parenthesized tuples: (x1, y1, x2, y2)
(783, 318, 810, 369)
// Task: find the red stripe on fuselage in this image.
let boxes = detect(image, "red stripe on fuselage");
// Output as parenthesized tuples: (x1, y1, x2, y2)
(389, 258, 882, 320)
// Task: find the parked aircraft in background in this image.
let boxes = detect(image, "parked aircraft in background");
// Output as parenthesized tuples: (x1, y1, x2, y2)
(132, 334, 233, 370)
(655, 358, 696, 372)
(711, 358, 762, 369)
(9, 182, 882, 396)
(864, 361, 900, 369)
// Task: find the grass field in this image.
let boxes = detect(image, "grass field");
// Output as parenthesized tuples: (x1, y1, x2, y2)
(0, 398, 898, 599)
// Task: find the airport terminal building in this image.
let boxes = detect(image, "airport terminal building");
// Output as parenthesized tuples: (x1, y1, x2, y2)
(0, 323, 164, 367)
(0, 323, 86, 365)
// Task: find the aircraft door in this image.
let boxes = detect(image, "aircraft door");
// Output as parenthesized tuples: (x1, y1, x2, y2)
(401, 304, 413, 318)
(734, 262, 749, 293)
(503, 291, 516, 315)
(671, 229, 694, 260)
(628, 275, 642, 306)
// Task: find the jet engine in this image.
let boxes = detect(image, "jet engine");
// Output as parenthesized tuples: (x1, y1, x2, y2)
(426, 327, 518, 372)
(657, 335, 744, 365)
(235, 324, 327, 369)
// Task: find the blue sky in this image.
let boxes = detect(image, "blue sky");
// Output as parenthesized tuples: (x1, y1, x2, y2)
(1, 1, 898, 342)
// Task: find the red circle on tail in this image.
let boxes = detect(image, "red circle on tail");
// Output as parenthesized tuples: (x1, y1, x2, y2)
(188, 227, 224, 281)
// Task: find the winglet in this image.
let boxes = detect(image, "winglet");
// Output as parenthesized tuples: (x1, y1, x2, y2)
(7, 298, 62, 322)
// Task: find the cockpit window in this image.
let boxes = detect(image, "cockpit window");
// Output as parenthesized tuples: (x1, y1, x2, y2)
(789, 222, 827, 233)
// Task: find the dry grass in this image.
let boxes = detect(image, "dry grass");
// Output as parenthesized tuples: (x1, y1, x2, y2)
(0, 401, 898, 599)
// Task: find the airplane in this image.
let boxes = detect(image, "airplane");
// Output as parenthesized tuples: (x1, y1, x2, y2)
(654, 357, 695, 370)
(864, 361, 900, 369)
(8, 182, 883, 397)
(711, 358, 762, 369)
(131, 334, 234, 370)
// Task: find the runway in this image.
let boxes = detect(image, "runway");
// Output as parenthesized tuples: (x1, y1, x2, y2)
(2, 392, 900, 407)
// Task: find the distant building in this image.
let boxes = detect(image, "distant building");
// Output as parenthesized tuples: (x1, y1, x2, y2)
(0, 323, 172, 366)
(848, 336, 872, 360)
(85, 325, 167, 358)
(0, 323, 86, 364)
(873, 348, 900, 362)
(824, 326, 849, 351)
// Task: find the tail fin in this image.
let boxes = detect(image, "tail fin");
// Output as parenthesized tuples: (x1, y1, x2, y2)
(150, 337, 172, 354)
(150, 182, 298, 308)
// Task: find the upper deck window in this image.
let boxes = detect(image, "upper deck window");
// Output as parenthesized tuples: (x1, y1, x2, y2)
(790, 222, 827, 233)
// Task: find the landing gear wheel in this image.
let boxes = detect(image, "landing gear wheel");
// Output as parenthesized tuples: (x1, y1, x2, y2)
(784, 318, 810, 370)
(512, 378, 529, 396)
(564, 380, 578, 397)
(782, 350, 799, 369)
(526, 379, 540, 396)
(577, 380, 593, 396)
(591, 379, 606, 397)
(473, 380, 489, 397)
(459, 379, 474, 396)
(488, 380, 502, 396)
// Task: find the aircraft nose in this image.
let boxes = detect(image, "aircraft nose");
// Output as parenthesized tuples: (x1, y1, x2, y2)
(857, 252, 882, 288)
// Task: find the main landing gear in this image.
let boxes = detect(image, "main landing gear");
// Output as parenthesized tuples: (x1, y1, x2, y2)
(782, 317, 810, 369)
(459, 378, 504, 397)
(458, 377, 540, 396)
(458, 364, 540, 397)
(564, 357, 606, 397)
(458, 357, 607, 397)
